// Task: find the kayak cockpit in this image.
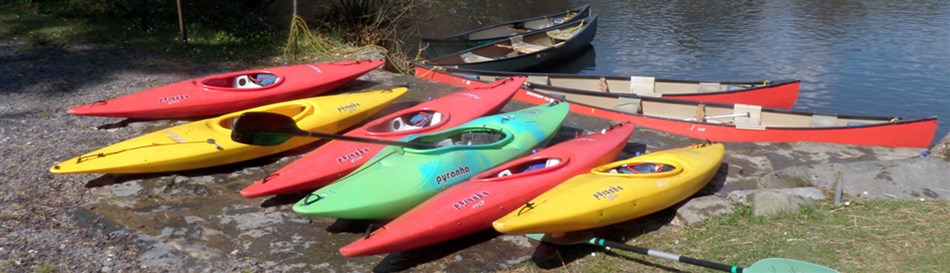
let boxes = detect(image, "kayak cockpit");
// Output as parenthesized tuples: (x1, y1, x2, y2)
(595, 161, 683, 178)
(198, 72, 282, 91)
(365, 110, 447, 135)
(475, 157, 567, 181)
(407, 128, 510, 152)
(215, 105, 309, 137)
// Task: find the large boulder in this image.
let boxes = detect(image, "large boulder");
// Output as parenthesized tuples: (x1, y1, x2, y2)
(750, 190, 817, 216)
(672, 195, 733, 227)
(761, 157, 950, 200)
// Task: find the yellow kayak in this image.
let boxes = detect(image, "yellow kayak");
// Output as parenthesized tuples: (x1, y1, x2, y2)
(492, 143, 724, 234)
(50, 88, 407, 174)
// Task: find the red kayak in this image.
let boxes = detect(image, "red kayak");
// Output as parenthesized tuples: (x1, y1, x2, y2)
(238, 77, 525, 198)
(417, 67, 938, 148)
(339, 123, 636, 257)
(69, 59, 384, 119)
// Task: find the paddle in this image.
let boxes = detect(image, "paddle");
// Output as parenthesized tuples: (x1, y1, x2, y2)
(527, 233, 839, 273)
(230, 112, 436, 149)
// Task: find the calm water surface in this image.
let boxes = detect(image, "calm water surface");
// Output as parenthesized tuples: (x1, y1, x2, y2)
(417, 0, 950, 145)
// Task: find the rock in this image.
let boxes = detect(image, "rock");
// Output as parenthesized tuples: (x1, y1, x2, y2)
(672, 195, 733, 227)
(762, 157, 950, 200)
(750, 190, 816, 216)
(728, 187, 826, 205)
(928, 132, 950, 161)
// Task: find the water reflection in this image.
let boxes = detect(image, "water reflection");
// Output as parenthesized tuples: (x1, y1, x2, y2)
(413, 0, 950, 142)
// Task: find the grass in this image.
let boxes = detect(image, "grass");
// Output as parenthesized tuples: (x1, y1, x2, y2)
(507, 199, 950, 272)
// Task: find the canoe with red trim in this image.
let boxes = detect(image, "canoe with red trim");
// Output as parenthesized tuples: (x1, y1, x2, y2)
(414, 62, 800, 109)
(416, 67, 938, 148)
(238, 77, 525, 198)
(339, 123, 635, 257)
(68, 59, 384, 119)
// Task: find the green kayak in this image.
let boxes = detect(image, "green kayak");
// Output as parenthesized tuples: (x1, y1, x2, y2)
(292, 101, 570, 219)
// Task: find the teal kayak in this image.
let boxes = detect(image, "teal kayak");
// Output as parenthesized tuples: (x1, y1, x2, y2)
(292, 101, 570, 219)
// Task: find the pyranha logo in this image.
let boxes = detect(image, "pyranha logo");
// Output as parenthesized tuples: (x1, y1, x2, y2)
(336, 147, 371, 164)
(158, 94, 190, 105)
(337, 102, 361, 113)
(435, 166, 471, 185)
(452, 191, 490, 210)
(592, 185, 624, 200)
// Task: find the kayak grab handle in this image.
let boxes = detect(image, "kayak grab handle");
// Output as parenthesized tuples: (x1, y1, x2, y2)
(516, 201, 536, 216)
(302, 193, 324, 205)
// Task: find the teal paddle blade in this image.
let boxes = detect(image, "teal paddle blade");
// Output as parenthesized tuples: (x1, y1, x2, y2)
(745, 258, 839, 273)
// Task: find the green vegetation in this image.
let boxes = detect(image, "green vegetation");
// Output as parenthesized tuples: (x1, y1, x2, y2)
(1, 0, 430, 70)
(507, 199, 949, 272)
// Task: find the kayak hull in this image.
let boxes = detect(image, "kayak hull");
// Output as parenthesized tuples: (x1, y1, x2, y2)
(50, 88, 406, 174)
(292, 102, 570, 220)
(339, 123, 636, 257)
(239, 77, 524, 198)
(492, 143, 725, 234)
(68, 60, 384, 119)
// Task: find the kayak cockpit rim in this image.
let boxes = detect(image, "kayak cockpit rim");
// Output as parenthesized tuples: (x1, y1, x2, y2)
(594, 160, 683, 178)
(404, 127, 511, 153)
(214, 105, 310, 134)
(364, 109, 450, 136)
(197, 70, 284, 91)
(473, 156, 570, 182)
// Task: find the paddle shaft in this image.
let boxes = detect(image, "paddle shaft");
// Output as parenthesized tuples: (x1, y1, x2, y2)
(591, 238, 742, 273)
(299, 130, 435, 149)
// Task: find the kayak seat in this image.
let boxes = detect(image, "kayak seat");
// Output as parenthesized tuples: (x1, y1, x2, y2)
(389, 112, 443, 132)
(617, 163, 675, 174)
(458, 131, 504, 145)
(233, 73, 278, 89)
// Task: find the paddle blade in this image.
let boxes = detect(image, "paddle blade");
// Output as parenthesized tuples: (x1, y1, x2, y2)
(230, 112, 302, 146)
(746, 258, 839, 273)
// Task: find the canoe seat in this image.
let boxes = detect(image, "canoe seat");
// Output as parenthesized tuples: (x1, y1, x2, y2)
(509, 35, 547, 54)
(612, 97, 642, 114)
(630, 76, 660, 97)
(810, 115, 838, 127)
(460, 52, 495, 63)
(698, 82, 721, 93)
(546, 29, 575, 41)
(734, 104, 765, 130)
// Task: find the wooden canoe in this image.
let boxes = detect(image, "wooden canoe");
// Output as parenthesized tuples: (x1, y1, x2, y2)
(425, 15, 598, 72)
(416, 67, 938, 148)
(414, 63, 800, 109)
(421, 4, 591, 58)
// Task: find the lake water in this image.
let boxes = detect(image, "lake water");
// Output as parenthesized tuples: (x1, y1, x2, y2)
(416, 0, 950, 146)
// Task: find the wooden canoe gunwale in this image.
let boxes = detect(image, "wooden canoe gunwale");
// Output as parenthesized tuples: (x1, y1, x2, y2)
(426, 15, 599, 71)
(421, 4, 591, 43)
(414, 67, 938, 148)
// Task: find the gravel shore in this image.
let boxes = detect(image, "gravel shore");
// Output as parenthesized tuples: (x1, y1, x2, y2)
(3, 38, 946, 273)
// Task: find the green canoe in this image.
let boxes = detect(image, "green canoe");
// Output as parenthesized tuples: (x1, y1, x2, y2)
(292, 101, 570, 219)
